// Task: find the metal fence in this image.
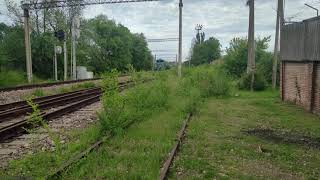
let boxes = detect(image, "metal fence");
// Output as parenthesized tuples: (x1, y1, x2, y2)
(281, 17, 320, 61)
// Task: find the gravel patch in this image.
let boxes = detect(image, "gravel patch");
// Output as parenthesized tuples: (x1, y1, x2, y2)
(0, 101, 102, 168)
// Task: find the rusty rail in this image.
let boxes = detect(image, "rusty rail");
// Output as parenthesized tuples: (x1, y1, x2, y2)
(0, 82, 130, 142)
(159, 113, 192, 180)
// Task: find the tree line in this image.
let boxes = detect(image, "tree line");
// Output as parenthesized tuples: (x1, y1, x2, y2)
(0, 0, 153, 83)
(188, 31, 274, 90)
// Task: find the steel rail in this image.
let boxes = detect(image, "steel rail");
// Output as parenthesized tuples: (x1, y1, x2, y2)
(0, 87, 99, 112)
(0, 82, 130, 142)
(0, 78, 102, 92)
(159, 113, 192, 180)
(0, 88, 102, 122)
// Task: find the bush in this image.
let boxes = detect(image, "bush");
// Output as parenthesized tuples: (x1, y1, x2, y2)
(178, 66, 231, 98)
(238, 72, 267, 91)
(0, 70, 26, 87)
(177, 66, 231, 114)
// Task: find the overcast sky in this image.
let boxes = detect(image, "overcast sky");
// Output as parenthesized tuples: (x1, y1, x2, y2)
(0, 0, 319, 61)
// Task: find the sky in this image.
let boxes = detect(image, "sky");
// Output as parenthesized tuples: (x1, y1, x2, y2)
(0, 0, 319, 61)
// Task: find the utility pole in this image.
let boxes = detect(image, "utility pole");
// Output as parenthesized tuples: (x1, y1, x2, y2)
(54, 46, 58, 81)
(64, 40, 68, 81)
(154, 54, 157, 71)
(178, 0, 183, 77)
(23, 8, 32, 83)
(272, 0, 284, 89)
(71, 16, 79, 80)
(247, 0, 255, 91)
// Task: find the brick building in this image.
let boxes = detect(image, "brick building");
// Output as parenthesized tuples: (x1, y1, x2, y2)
(280, 17, 320, 114)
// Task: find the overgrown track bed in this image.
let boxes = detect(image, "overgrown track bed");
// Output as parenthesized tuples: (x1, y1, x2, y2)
(0, 81, 131, 142)
(0, 78, 102, 92)
(159, 113, 192, 180)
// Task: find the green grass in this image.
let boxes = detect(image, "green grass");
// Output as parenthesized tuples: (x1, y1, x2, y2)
(0, 70, 26, 87)
(31, 89, 45, 97)
(169, 90, 320, 179)
(2, 66, 320, 179)
(0, 73, 189, 179)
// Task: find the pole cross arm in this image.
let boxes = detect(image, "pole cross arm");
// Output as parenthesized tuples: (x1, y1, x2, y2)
(21, 0, 160, 10)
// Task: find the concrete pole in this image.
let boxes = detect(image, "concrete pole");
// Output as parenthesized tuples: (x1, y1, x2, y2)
(64, 40, 68, 81)
(72, 38, 77, 80)
(247, 0, 255, 91)
(23, 9, 33, 83)
(54, 46, 58, 81)
(272, 0, 283, 89)
(154, 54, 157, 71)
(178, 0, 183, 77)
(70, 39, 73, 79)
(247, 0, 255, 74)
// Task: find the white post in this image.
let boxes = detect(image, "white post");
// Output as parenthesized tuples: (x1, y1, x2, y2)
(54, 46, 58, 81)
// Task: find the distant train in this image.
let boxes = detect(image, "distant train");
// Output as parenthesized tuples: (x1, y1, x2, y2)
(155, 59, 171, 71)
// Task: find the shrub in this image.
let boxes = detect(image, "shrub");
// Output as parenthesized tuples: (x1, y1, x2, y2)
(177, 66, 231, 114)
(178, 66, 231, 98)
(238, 72, 267, 91)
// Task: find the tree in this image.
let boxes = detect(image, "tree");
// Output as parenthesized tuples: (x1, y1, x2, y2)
(131, 33, 153, 71)
(223, 37, 274, 83)
(77, 15, 152, 74)
(190, 37, 221, 66)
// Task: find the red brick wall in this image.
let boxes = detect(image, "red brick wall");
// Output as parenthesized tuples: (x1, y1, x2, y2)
(313, 64, 320, 114)
(282, 62, 313, 111)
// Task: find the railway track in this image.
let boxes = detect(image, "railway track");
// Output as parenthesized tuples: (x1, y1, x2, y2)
(0, 81, 131, 142)
(0, 78, 102, 92)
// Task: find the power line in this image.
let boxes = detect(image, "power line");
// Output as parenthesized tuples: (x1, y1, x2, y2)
(22, 0, 160, 10)
(147, 38, 179, 42)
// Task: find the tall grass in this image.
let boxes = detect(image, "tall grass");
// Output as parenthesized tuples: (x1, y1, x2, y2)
(177, 66, 232, 114)
(98, 70, 169, 135)
(0, 70, 26, 87)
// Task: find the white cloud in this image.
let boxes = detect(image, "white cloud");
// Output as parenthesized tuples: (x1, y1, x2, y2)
(1, 0, 319, 61)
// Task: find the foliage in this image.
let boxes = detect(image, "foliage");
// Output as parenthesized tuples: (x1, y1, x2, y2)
(0, 24, 25, 72)
(238, 72, 267, 91)
(25, 99, 44, 131)
(178, 66, 231, 114)
(99, 69, 125, 135)
(32, 89, 45, 97)
(78, 15, 153, 74)
(190, 37, 221, 66)
(179, 66, 231, 98)
(0, 12, 152, 82)
(0, 70, 26, 87)
(131, 33, 153, 71)
(26, 99, 62, 154)
(223, 36, 274, 84)
(99, 69, 169, 135)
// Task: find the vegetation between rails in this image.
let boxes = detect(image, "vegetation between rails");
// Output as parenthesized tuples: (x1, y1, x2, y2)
(0, 66, 232, 179)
